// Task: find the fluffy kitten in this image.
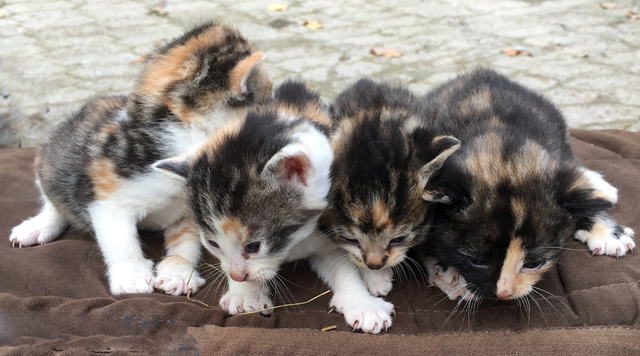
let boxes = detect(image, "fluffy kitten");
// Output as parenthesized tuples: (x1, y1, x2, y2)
(9, 22, 272, 295)
(156, 80, 399, 334)
(318, 79, 460, 302)
(418, 68, 635, 301)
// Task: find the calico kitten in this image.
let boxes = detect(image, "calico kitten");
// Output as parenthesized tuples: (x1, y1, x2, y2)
(418, 68, 635, 301)
(155, 80, 397, 334)
(318, 79, 460, 302)
(9, 22, 272, 295)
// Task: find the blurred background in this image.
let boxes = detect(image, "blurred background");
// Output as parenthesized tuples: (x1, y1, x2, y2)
(0, 0, 638, 148)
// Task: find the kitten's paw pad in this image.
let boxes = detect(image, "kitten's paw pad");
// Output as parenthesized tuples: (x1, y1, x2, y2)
(331, 294, 394, 334)
(9, 218, 63, 247)
(361, 267, 394, 297)
(109, 259, 155, 295)
(575, 224, 635, 257)
(220, 290, 273, 316)
(424, 257, 474, 301)
(154, 260, 206, 296)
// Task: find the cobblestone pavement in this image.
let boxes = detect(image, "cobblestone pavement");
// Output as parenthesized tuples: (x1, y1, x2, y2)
(1, 0, 639, 148)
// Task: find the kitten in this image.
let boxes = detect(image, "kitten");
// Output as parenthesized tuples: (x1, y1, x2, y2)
(318, 79, 460, 303)
(417, 68, 635, 301)
(156, 80, 398, 334)
(9, 22, 272, 295)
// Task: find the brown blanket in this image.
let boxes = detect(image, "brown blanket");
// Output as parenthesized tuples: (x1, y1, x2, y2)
(1, 129, 639, 355)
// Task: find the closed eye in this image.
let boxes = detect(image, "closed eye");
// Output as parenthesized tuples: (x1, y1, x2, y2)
(340, 236, 360, 246)
(522, 259, 545, 270)
(207, 239, 219, 249)
(389, 235, 407, 246)
(468, 257, 488, 268)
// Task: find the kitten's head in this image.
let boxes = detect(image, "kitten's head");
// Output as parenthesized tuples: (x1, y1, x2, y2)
(425, 133, 615, 300)
(132, 21, 272, 123)
(154, 82, 332, 283)
(320, 79, 460, 271)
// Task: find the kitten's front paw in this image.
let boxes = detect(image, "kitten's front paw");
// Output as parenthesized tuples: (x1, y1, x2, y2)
(109, 259, 155, 295)
(424, 257, 474, 301)
(220, 289, 274, 316)
(154, 258, 206, 296)
(9, 217, 63, 247)
(575, 217, 635, 257)
(331, 294, 394, 334)
(360, 267, 394, 297)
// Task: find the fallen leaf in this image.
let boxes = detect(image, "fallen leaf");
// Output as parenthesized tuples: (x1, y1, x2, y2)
(370, 48, 404, 58)
(501, 48, 533, 57)
(302, 20, 323, 30)
(628, 9, 640, 20)
(132, 53, 147, 63)
(268, 3, 287, 12)
(600, 2, 616, 9)
(148, 3, 168, 17)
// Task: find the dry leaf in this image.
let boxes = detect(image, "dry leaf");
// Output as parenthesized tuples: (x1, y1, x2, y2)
(268, 3, 287, 12)
(501, 48, 533, 57)
(302, 20, 323, 30)
(370, 48, 404, 58)
(600, 2, 616, 9)
(628, 9, 640, 20)
(132, 53, 147, 63)
(148, 3, 168, 17)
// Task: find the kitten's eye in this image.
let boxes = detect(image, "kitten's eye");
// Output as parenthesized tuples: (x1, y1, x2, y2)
(523, 260, 545, 270)
(340, 236, 360, 246)
(389, 236, 407, 246)
(245, 242, 261, 254)
(207, 239, 219, 249)
(468, 257, 488, 268)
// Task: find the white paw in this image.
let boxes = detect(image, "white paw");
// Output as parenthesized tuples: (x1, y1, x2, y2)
(361, 267, 394, 297)
(108, 259, 155, 295)
(9, 217, 63, 247)
(154, 258, 206, 296)
(575, 222, 635, 257)
(220, 289, 274, 316)
(331, 293, 394, 334)
(424, 256, 474, 301)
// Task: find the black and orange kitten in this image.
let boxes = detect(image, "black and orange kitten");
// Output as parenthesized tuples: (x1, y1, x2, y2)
(10, 22, 272, 295)
(418, 69, 634, 301)
(318, 79, 460, 323)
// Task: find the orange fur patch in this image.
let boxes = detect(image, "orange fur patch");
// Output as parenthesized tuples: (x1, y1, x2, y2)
(511, 199, 527, 230)
(164, 226, 196, 249)
(497, 238, 553, 299)
(372, 199, 391, 229)
(229, 51, 265, 95)
(88, 158, 120, 200)
(199, 118, 244, 155)
(101, 123, 118, 134)
(278, 100, 331, 127)
(457, 88, 491, 116)
(219, 216, 249, 243)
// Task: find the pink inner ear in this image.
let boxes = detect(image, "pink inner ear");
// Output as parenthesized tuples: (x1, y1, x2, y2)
(283, 154, 310, 186)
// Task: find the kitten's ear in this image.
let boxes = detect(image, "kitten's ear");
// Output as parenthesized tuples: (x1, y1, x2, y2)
(153, 157, 190, 181)
(419, 136, 460, 187)
(229, 52, 271, 97)
(261, 144, 314, 187)
(420, 136, 460, 204)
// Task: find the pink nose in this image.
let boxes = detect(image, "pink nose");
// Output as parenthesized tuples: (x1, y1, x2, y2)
(230, 271, 247, 282)
(496, 290, 514, 300)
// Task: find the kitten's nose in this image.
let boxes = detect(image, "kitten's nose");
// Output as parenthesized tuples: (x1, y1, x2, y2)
(230, 271, 247, 282)
(365, 262, 385, 270)
(496, 290, 514, 300)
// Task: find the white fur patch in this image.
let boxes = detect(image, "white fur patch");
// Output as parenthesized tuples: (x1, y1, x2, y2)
(360, 267, 394, 297)
(10, 194, 66, 247)
(581, 168, 618, 203)
(220, 279, 274, 315)
(424, 256, 475, 301)
(574, 216, 635, 257)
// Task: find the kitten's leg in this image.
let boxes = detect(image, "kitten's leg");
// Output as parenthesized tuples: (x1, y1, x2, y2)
(581, 168, 618, 203)
(88, 201, 154, 294)
(423, 256, 474, 301)
(574, 212, 635, 257)
(359, 267, 394, 297)
(10, 194, 67, 247)
(155, 218, 206, 295)
(220, 279, 273, 316)
(309, 246, 394, 334)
